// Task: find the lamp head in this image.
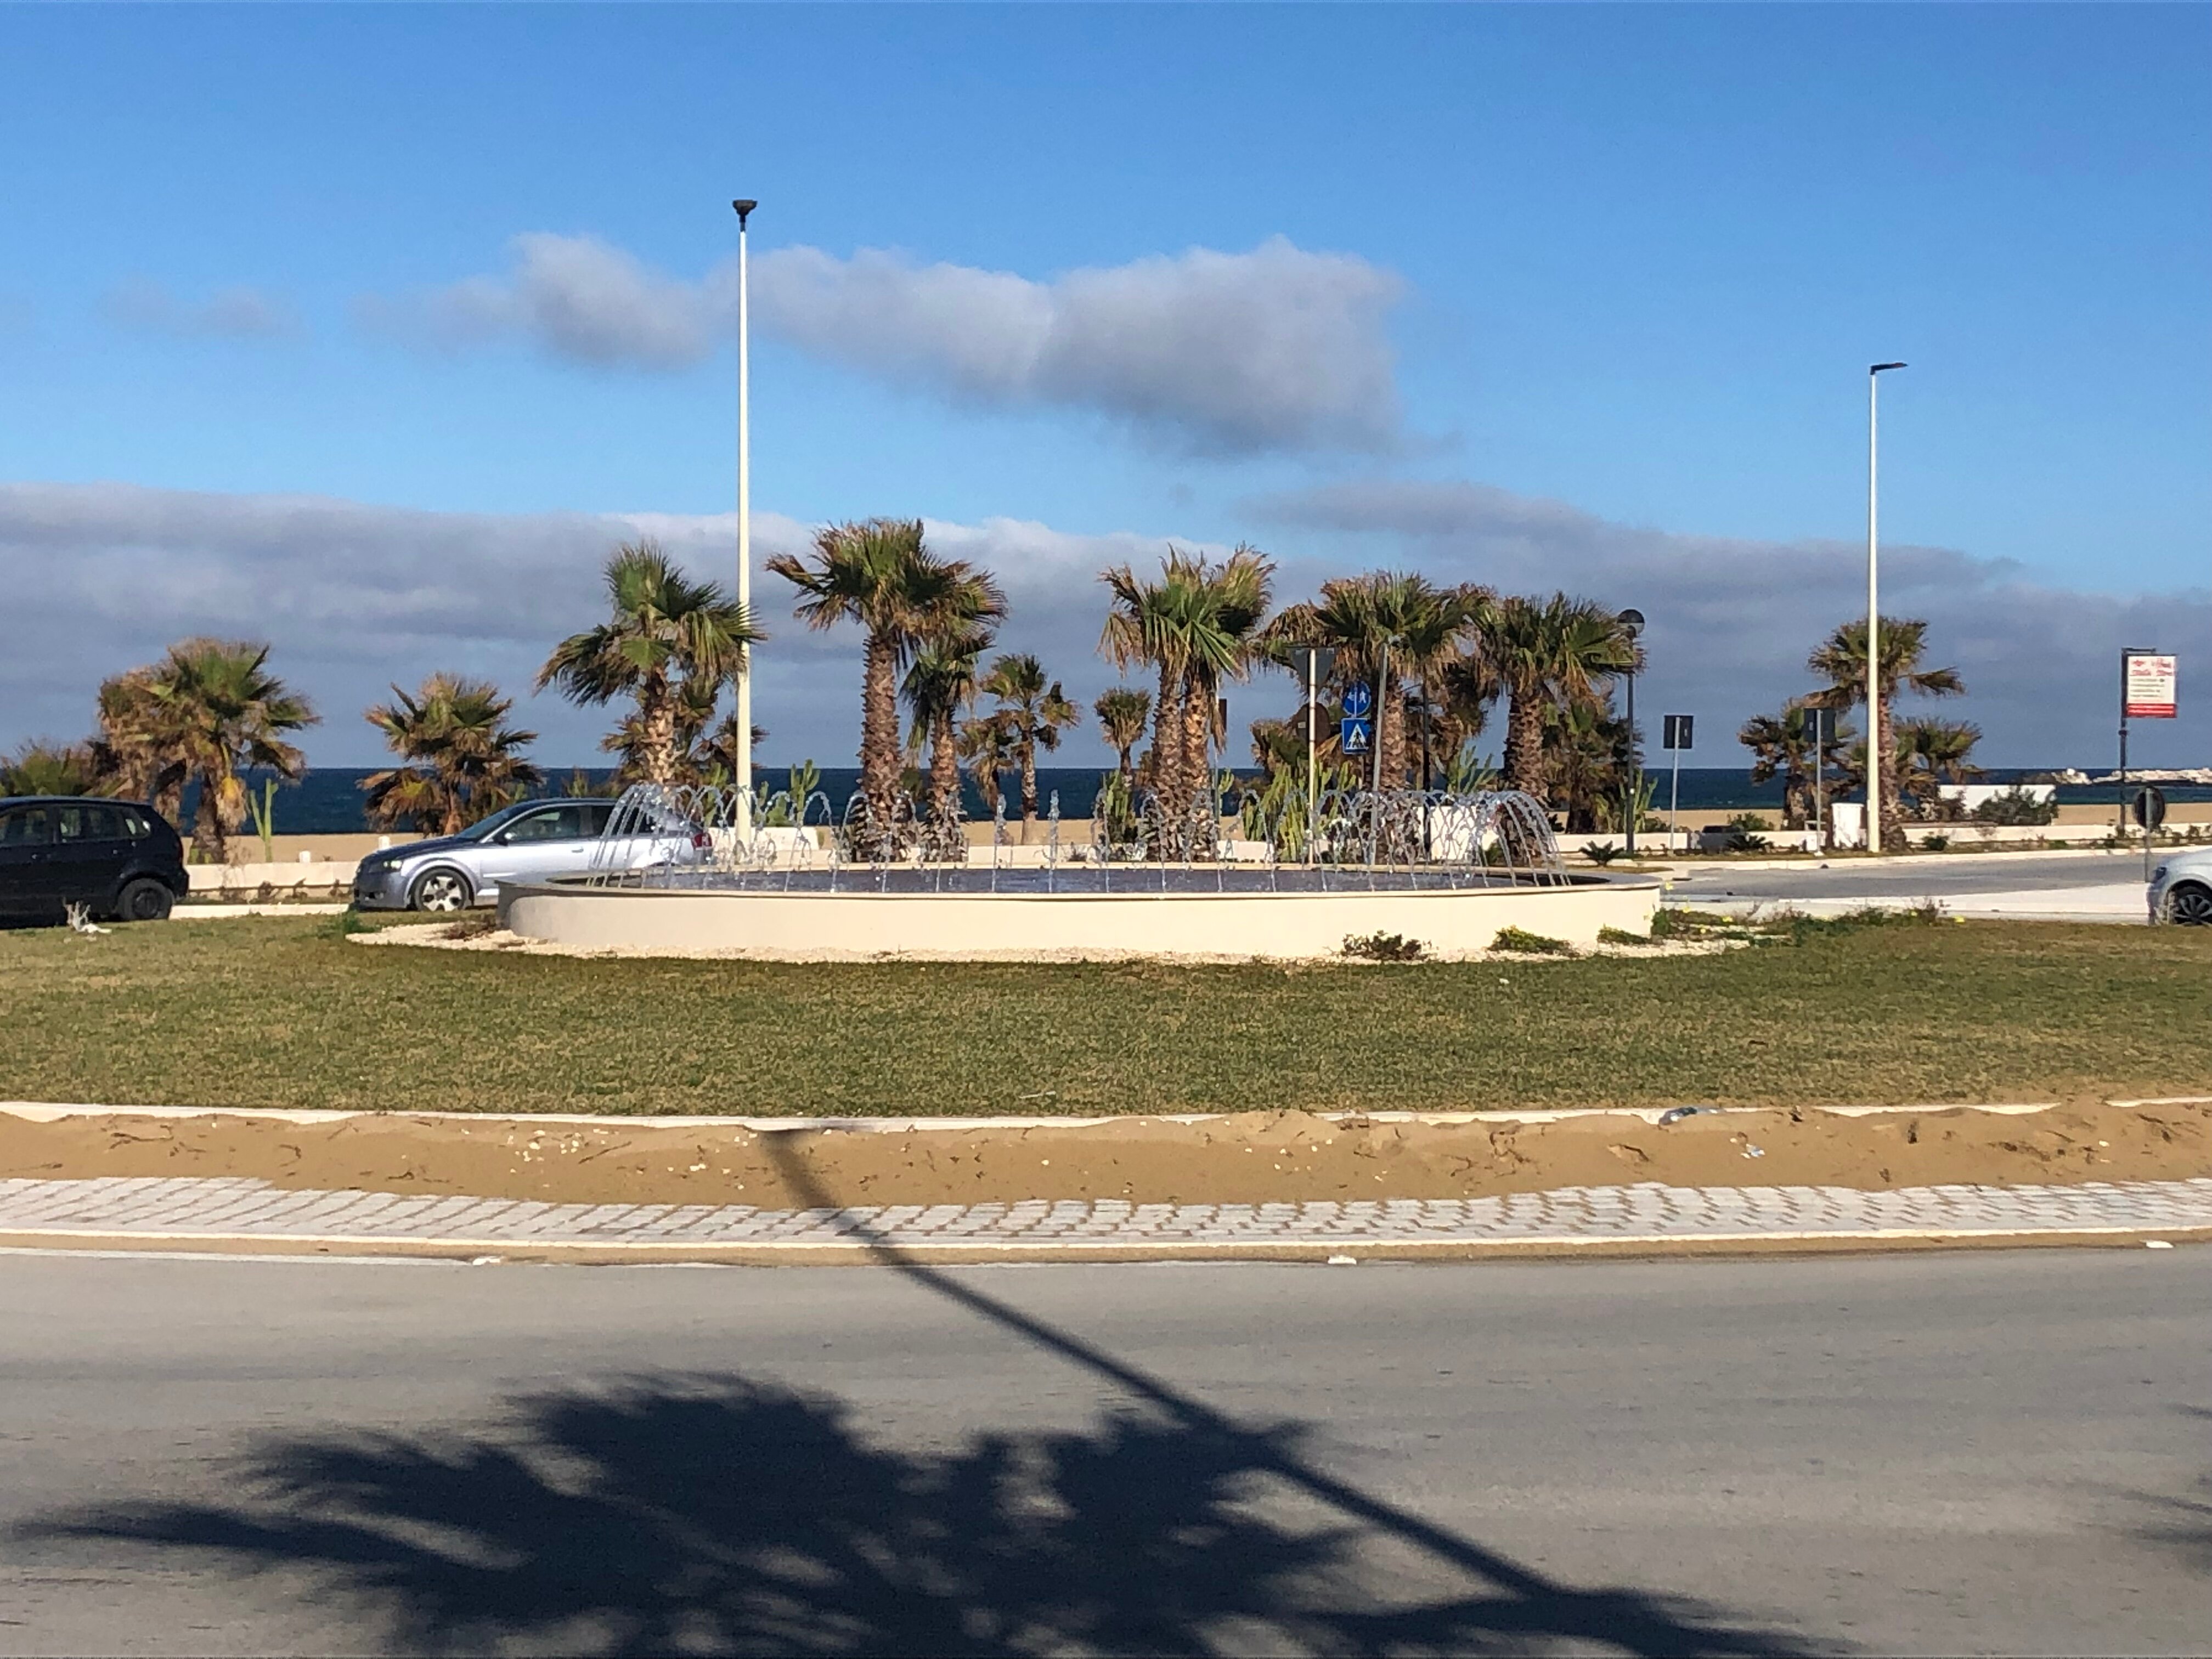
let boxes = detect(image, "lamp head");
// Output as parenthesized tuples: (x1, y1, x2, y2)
(1870, 361, 1907, 374)
(1617, 608, 1645, 636)
(732, 199, 758, 223)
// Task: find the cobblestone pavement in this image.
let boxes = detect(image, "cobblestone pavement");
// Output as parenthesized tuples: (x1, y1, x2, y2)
(3, 1174, 2210, 1258)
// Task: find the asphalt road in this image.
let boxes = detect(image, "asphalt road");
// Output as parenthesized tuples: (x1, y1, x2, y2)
(3, 1249, 2209, 1656)
(1666, 849, 2153, 906)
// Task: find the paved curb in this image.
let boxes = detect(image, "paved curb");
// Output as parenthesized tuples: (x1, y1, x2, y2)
(4, 1176, 2209, 1267)
(2, 1224, 2207, 1267)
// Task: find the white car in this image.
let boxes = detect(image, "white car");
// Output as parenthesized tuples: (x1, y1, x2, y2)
(351, 799, 705, 912)
(2148, 847, 2212, 925)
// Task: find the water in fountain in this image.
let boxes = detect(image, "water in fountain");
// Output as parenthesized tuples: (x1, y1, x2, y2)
(585, 778, 1571, 895)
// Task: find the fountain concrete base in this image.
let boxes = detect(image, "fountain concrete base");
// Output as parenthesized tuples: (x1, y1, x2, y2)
(500, 875, 1662, 962)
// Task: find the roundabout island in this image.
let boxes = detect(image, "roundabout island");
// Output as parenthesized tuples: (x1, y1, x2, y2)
(499, 783, 1662, 961)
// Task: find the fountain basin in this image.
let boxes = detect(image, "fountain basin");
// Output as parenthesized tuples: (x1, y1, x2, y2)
(499, 872, 1661, 962)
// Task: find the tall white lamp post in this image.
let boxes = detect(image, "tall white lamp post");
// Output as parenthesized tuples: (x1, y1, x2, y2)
(732, 198, 758, 834)
(1866, 361, 1906, 854)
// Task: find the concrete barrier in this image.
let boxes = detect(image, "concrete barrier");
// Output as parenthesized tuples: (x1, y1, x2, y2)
(500, 874, 1662, 962)
(187, 861, 356, 895)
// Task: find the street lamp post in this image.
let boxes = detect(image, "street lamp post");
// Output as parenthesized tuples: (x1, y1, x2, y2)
(1617, 608, 1644, 855)
(732, 198, 758, 836)
(1866, 362, 1906, 854)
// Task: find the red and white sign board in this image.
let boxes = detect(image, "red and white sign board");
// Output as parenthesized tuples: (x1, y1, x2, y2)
(2125, 654, 2178, 719)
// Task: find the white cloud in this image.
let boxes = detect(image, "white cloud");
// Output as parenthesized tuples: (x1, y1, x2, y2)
(104, 279, 299, 340)
(749, 238, 1404, 455)
(356, 234, 714, 368)
(1248, 478, 2212, 766)
(360, 233, 1406, 455)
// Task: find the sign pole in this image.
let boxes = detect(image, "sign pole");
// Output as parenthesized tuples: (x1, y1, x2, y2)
(1624, 666, 1638, 857)
(2118, 647, 2132, 839)
(1669, 744, 1682, 853)
(1811, 708, 1827, 852)
(1372, 644, 1388, 794)
(1305, 650, 1317, 865)
(1662, 714, 1691, 853)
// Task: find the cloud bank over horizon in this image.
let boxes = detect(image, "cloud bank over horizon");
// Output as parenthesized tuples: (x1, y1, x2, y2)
(3, 477, 2204, 773)
(356, 232, 1407, 456)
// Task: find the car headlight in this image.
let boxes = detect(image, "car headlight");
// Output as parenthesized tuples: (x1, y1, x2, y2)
(2151, 865, 2169, 883)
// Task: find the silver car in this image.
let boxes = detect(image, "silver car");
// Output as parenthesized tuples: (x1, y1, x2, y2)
(352, 799, 701, 913)
(2148, 846, 2212, 925)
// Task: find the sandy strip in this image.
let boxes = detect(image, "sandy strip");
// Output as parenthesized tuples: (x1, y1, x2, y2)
(5, 1099, 2210, 1212)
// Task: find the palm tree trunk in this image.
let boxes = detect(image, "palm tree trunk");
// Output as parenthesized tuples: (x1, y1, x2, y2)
(153, 767, 186, 832)
(1019, 730, 1039, 824)
(931, 716, 960, 819)
(1152, 662, 1184, 814)
(190, 769, 228, 864)
(1181, 670, 1215, 860)
(637, 671, 678, 786)
(1877, 700, 1906, 853)
(1504, 689, 1547, 799)
(859, 632, 901, 830)
(1378, 676, 1407, 789)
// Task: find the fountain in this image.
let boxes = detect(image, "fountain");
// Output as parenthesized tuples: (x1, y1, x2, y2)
(497, 781, 1661, 960)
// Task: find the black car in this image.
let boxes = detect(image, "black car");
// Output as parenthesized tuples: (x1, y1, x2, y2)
(0, 796, 188, 923)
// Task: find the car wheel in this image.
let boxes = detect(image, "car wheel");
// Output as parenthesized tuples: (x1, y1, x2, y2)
(409, 867, 474, 913)
(113, 878, 174, 923)
(2168, 883, 2212, 927)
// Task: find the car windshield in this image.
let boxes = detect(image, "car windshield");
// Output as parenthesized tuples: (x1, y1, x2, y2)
(454, 803, 535, 842)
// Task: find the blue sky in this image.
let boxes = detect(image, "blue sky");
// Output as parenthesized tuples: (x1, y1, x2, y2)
(3, 4, 2206, 768)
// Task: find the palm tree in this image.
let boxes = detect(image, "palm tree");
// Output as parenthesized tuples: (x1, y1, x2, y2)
(134, 639, 319, 862)
(770, 519, 1006, 829)
(539, 541, 758, 788)
(1802, 617, 1964, 852)
(903, 626, 995, 818)
(1093, 687, 1152, 785)
(91, 668, 190, 825)
(1542, 699, 1634, 833)
(979, 653, 1082, 823)
(1475, 595, 1639, 802)
(1737, 704, 1856, 830)
(957, 710, 1017, 819)
(697, 709, 769, 787)
(1104, 547, 1274, 828)
(1898, 716, 1984, 817)
(1, 741, 100, 797)
(362, 674, 541, 836)
(1264, 573, 1477, 790)
(1100, 552, 1201, 814)
(1430, 650, 1499, 786)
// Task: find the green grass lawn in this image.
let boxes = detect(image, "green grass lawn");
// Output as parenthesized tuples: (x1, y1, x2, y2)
(2, 916, 2206, 1116)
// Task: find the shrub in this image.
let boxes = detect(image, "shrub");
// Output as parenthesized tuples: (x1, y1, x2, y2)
(1596, 925, 1649, 945)
(1970, 785, 2059, 827)
(1342, 930, 1426, 962)
(1785, 899, 1948, 940)
(1492, 926, 1575, 956)
(1921, 832, 1951, 851)
(1582, 842, 1623, 866)
(1722, 812, 1772, 853)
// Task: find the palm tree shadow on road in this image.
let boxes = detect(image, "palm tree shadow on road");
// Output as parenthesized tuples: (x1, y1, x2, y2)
(20, 1148, 1836, 1657)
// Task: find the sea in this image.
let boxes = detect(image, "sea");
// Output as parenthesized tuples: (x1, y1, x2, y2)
(224, 765, 2212, 834)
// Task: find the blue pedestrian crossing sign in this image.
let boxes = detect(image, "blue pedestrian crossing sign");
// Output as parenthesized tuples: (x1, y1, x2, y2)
(1340, 715, 1373, 754)
(1341, 681, 1374, 719)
